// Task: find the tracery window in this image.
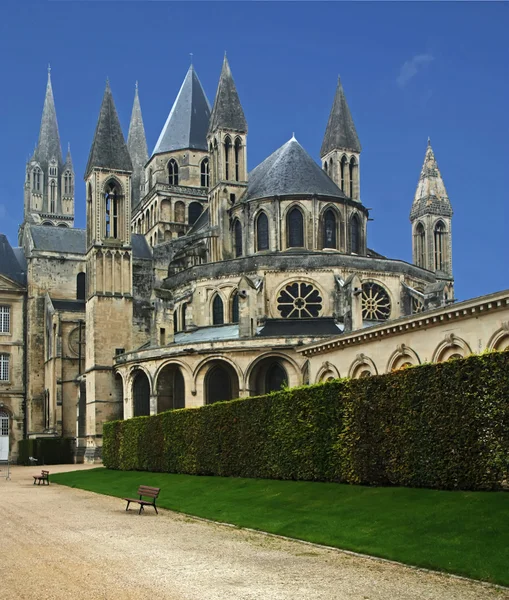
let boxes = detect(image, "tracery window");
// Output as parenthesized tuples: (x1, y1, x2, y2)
(434, 221, 446, 271)
(200, 158, 209, 187)
(323, 209, 337, 249)
(256, 212, 269, 251)
(277, 282, 322, 318)
(287, 208, 304, 248)
(361, 282, 391, 321)
(234, 220, 242, 257)
(168, 159, 179, 185)
(0, 305, 11, 333)
(212, 295, 224, 325)
(105, 182, 120, 238)
(411, 296, 425, 314)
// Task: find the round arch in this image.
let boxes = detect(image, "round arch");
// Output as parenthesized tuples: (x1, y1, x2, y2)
(386, 344, 421, 373)
(156, 363, 186, 412)
(203, 360, 240, 405)
(315, 361, 341, 383)
(246, 352, 301, 396)
(487, 325, 509, 351)
(432, 334, 472, 363)
(131, 369, 151, 417)
(348, 354, 378, 379)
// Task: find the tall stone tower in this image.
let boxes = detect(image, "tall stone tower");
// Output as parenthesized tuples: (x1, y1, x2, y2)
(410, 139, 453, 285)
(84, 81, 134, 462)
(21, 68, 74, 240)
(207, 56, 248, 261)
(127, 83, 149, 212)
(320, 76, 361, 201)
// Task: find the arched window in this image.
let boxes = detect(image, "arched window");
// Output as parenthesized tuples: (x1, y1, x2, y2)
(434, 221, 446, 271)
(64, 171, 73, 195)
(148, 168, 153, 190)
(133, 371, 150, 417)
(181, 303, 187, 331)
(200, 158, 209, 187)
(231, 292, 239, 324)
(174, 201, 185, 223)
(33, 167, 41, 192)
(349, 157, 356, 198)
(340, 156, 347, 191)
(168, 159, 178, 185)
(104, 181, 120, 238)
(76, 272, 86, 300)
(50, 181, 56, 213)
(323, 209, 337, 249)
(234, 137, 241, 181)
(213, 139, 219, 185)
(287, 208, 304, 248)
(415, 222, 426, 267)
(173, 310, 178, 333)
(234, 220, 242, 257)
(224, 136, 232, 180)
(265, 362, 287, 393)
(188, 202, 202, 225)
(324, 161, 328, 174)
(256, 212, 269, 251)
(349, 214, 361, 254)
(212, 295, 224, 325)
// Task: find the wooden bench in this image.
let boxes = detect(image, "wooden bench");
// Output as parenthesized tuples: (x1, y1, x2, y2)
(123, 486, 160, 515)
(33, 470, 49, 485)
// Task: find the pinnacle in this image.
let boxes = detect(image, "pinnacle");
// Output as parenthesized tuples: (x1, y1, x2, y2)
(321, 76, 361, 157)
(208, 56, 247, 135)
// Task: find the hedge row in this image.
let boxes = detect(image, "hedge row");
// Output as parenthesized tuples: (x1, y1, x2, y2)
(103, 352, 509, 490)
(18, 437, 75, 465)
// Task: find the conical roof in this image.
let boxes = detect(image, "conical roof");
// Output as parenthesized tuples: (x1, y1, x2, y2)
(128, 84, 149, 208)
(208, 56, 247, 135)
(321, 77, 361, 157)
(34, 69, 63, 168)
(410, 140, 452, 220)
(86, 81, 133, 177)
(245, 137, 346, 201)
(152, 66, 211, 155)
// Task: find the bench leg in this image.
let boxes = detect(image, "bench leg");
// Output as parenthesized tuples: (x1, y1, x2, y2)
(138, 504, 144, 515)
(125, 501, 131, 511)
(154, 505, 158, 514)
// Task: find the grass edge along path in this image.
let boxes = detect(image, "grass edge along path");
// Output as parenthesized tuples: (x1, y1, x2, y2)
(51, 468, 509, 587)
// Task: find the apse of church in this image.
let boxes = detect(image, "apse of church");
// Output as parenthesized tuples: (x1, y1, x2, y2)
(8, 56, 504, 466)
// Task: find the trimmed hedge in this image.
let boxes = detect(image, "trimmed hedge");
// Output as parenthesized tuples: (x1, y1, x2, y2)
(18, 437, 75, 465)
(103, 352, 509, 490)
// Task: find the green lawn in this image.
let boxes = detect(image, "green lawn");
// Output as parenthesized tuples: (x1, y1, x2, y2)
(51, 468, 509, 587)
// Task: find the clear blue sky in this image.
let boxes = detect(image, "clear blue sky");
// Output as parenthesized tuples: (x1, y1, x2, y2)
(0, 2, 507, 301)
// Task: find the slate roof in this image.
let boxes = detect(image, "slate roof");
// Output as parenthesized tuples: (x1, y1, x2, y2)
(28, 225, 152, 259)
(244, 137, 347, 201)
(127, 84, 149, 209)
(187, 206, 210, 235)
(258, 318, 343, 337)
(174, 324, 239, 344)
(52, 299, 85, 313)
(86, 81, 133, 177)
(153, 66, 211, 155)
(208, 57, 247, 135)
(410, 140, 452, 220)
(321, 77, 361, 156)
(34, 70, 63, 168)
(0, 234, 26, 285)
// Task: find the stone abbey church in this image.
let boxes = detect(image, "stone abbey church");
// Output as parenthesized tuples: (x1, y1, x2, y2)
(0, 58, 508, 462)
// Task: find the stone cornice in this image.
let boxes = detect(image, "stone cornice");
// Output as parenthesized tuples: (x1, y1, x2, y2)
(299, 290, 509, 356)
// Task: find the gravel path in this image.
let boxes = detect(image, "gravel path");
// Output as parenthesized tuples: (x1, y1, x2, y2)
(0, 464, 507, 600)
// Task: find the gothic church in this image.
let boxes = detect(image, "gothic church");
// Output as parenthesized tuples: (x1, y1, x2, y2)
(0, 58, 507, 462)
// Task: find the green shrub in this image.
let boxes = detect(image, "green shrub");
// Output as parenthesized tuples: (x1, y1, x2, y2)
(103, 352, 509, 490)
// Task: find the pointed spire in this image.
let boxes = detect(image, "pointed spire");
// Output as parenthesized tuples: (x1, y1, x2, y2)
(65, 143, 73, 167)
(321, 76, 361, 157)
(128, 83, 149, 208)
(410, 140, 452, 219)
(86, 80, 133, 177)
(35, 67, 63, 167)
(152, 65, 211, 155)
(208, 56, 247, 135)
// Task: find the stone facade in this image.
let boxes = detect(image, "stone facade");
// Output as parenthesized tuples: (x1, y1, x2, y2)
(0, 59, 506, 463)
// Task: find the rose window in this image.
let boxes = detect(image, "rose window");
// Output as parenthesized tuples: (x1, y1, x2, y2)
(361, 282, 391, 321)
(277, 282, 323, 318)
